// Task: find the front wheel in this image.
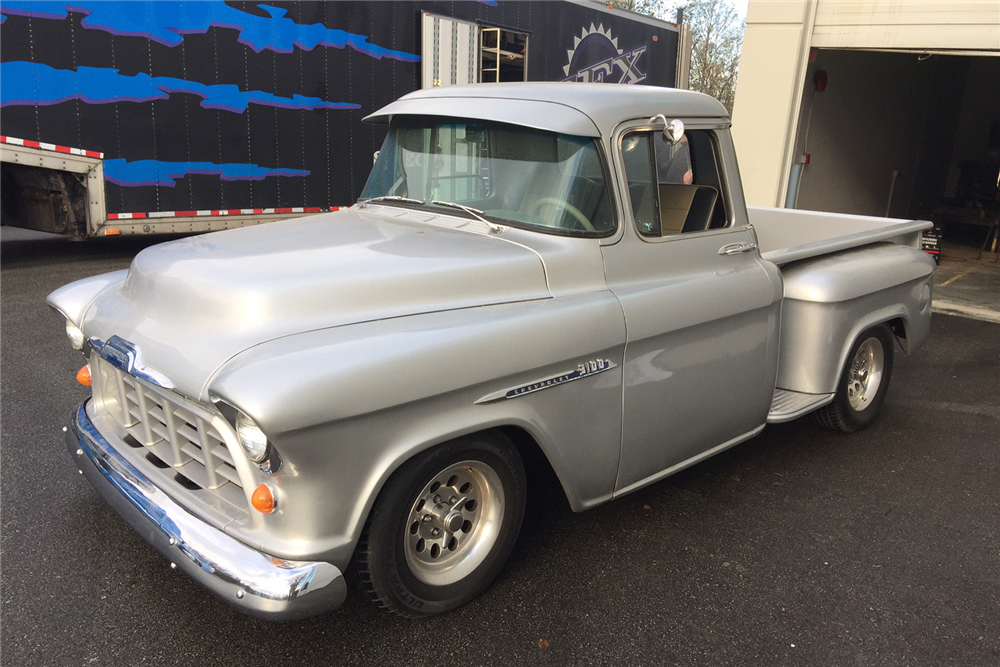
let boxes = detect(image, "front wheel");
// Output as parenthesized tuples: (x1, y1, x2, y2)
(813, 324, 895, 432)
(355, 432, 526, 616)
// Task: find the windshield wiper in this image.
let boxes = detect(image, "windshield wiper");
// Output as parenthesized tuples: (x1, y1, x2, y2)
(359, 195, 425, 207)
(360, 196, 504, 234)
(430, 200, 504, 234)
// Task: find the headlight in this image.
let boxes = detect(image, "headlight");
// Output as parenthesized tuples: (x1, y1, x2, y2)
(65, 321, 85, 350)
(235, 411, 269, 462)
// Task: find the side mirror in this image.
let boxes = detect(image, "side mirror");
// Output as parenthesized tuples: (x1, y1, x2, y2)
(649, 115, 685, 144)
(665, 119, 685, 145)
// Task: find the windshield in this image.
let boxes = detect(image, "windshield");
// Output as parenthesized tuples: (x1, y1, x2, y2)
(361, 117, 615, 236)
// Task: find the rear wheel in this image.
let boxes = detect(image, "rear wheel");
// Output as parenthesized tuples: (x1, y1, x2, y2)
(355, 432, 526, 617)
(813, 324, 895, 432)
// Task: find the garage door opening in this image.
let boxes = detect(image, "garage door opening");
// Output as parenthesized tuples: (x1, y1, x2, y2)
(787, 50, 999, 251)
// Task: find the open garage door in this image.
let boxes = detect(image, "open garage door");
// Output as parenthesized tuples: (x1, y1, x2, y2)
(787, 50, 999, 249)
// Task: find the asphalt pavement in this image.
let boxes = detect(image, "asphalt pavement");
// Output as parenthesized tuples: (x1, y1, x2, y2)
(2, 236, 998, 667)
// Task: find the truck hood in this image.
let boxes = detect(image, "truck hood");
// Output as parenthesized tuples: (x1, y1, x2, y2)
(79, 209, 550, 399)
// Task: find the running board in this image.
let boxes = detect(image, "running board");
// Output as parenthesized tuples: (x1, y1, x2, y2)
(767, 389, 835, 423)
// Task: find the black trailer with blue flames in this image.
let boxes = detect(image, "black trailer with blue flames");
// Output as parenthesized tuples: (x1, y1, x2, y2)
(0, 0, 681, 238)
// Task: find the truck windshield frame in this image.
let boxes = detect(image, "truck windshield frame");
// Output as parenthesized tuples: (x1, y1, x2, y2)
(361, 116, 616, 238)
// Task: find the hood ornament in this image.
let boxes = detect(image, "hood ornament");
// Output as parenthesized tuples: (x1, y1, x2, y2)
(92, 335, 174, 389)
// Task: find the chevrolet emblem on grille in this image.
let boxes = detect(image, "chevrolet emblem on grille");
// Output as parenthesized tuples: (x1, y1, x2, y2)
(93, 335, 174, 389)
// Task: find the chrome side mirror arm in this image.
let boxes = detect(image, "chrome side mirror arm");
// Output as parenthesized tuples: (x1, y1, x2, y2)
(649, 114, 685, 145)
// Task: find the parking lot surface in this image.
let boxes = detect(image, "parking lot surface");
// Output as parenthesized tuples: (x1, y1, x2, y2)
(2, 237, 998, 667)
(933, 239, 1000, 324)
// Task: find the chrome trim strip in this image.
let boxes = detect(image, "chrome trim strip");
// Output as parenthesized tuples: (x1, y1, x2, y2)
(475, 358, 618, 404)
(68, 403, 346, 620)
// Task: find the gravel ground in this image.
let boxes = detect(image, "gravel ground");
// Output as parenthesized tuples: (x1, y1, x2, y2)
(2, 236, 998, 667)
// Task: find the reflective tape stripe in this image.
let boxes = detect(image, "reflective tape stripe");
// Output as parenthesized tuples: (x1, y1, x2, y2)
(0, 135, 104, 159)
(107, 207, 338, 220)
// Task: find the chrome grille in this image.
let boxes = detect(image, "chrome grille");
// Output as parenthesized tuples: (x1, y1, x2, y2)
(93, 356, 247, 512)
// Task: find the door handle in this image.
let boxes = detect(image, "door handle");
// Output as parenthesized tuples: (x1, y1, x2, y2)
(719, 242, 758, 256)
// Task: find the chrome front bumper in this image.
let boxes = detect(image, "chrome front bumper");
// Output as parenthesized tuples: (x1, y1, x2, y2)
(66, 402, 347, 621)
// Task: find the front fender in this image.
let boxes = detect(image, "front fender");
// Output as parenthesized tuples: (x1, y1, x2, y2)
(209, 293, 626, 568)
(46, 269, 128, 325)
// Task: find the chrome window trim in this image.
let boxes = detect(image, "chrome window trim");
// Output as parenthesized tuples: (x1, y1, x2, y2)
(612, 118, 739, 245)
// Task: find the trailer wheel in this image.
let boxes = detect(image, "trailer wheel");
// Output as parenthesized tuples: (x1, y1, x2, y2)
(813, 324, 895, 432)
(355, 431, 526, 617)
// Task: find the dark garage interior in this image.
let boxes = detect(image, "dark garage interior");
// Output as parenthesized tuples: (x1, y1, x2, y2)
(789, 50, 1000, 252)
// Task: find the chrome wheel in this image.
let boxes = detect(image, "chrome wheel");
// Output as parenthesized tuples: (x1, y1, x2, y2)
(404, 460, 505, 586)
(847, 336, 884, 411)
(813, 324, 895, 432)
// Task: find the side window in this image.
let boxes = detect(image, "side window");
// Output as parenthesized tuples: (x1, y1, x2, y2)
(621, 134, 658, 235)
(621, 129, 730, 238)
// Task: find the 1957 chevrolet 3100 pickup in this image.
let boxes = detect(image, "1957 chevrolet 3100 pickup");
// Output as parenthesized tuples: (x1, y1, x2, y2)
(51, 83, 936, 620)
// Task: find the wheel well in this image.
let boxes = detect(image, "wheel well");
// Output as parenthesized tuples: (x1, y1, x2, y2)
(885, 316, 908, 354)
(887, 317, 906, 340)
(496, 426, 573, 511)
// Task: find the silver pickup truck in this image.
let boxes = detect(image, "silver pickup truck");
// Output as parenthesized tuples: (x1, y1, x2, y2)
(51, 83, 936, 620)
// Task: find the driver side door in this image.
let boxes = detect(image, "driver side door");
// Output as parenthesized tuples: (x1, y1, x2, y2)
(601, 120, 781, 495)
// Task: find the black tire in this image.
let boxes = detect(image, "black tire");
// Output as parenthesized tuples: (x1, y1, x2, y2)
(813, 324, 895, 432)
(355, 431, 526, 617)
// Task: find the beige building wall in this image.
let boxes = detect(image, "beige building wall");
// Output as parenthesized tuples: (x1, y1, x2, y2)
(732, 0, 1000, 207)
(811, 0, 1000, 51)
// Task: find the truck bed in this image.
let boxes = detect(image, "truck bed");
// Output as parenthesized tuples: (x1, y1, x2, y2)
(748, 206, 932, 266)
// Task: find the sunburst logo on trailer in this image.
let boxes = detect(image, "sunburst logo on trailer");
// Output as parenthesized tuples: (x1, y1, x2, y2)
(561, 24, 647, 84)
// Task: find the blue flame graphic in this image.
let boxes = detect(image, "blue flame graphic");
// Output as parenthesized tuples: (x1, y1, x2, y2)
(1, 61, 360, 113)
(103, 159, 310, 188)
(0, 1, 420, 61)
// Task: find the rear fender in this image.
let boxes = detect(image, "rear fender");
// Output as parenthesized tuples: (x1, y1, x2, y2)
(776, 244, 935, 395)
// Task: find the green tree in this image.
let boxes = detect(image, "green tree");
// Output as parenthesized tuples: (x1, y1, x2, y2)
(606, 0, 669, 17)
(607, 0, 744, 113)
(674, 0, 744, 113)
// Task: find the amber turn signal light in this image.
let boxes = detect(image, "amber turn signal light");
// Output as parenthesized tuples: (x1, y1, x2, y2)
(76, 365, 92, 387)
(252, 484, 275, 514)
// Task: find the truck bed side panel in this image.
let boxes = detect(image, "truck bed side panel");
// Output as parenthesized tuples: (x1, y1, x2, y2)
(749, 205, 930, 266)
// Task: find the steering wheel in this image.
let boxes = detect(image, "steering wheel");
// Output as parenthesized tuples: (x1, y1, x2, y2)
(530, 197, 595, 232)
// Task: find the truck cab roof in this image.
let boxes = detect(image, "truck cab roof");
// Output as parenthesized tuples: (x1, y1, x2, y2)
(364, 82, 730, 138)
